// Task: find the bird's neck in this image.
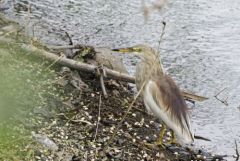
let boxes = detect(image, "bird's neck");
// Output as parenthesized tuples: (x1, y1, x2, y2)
(142, 54, 164, 75)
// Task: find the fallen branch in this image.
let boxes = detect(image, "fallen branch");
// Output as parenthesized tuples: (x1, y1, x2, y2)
(22, 44, 135, 83)
(21, 44, 208, 102)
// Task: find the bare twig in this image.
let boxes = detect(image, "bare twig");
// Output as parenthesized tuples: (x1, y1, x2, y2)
(93, 95, 102, 142)
(214, 87, 227, 97)
(65, 32, 73, 45)
(100, 75, 108, 98)
(96, 66, 108, 98)
(181, 90, 208, 102)
(157, 21, 166, 72)
(234, 140, 239, 161)
(194, 135, 211, 142)
(56, 113, 93, 126)
(104, 81, 147, 151)
(214, 87, 228, 106)
(157, 21, 166, 53)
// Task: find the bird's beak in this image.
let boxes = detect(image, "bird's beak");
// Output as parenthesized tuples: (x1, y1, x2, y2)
(112, 47, 141, 53)
(112, 47, 134, 53)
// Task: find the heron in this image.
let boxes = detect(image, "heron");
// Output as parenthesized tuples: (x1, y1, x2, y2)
(112, 44, 194, 146)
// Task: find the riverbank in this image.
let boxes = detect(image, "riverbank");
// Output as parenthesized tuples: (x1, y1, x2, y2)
(0, 15, 227, 161)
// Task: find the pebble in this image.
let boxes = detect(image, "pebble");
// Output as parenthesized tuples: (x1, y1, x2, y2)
(174, 152, 179, 155)
(143, 153, 148, 158)
(196, 154, 201, 158)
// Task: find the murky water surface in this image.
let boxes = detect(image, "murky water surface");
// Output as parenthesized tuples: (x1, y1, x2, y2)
(2, 0, 240, 159)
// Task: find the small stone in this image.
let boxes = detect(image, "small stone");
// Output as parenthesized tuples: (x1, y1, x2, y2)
(196, 154, 201, 158)
(35, 156, 41, 160)
(134, 122, 140, 126)
(166, 131, 171, 136)
(143, 153, 148, 158)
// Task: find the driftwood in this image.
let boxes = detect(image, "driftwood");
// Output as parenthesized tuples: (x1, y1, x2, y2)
(22, 44, 135, 83)
(22, 44, 208, 102)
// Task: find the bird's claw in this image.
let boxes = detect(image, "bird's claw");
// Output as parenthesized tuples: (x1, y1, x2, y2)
(144, 142, 166, 150)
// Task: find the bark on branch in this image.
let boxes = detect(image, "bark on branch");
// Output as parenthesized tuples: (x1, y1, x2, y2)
(22, 44, 135, 83)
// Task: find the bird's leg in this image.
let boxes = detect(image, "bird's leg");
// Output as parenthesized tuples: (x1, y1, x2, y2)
(144, 123, 166, 149)
(156, 123, 166, 146)
(167, 129, 180, 146)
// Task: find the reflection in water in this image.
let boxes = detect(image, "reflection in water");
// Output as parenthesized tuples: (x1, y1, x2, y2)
(2, 0, 240, 159)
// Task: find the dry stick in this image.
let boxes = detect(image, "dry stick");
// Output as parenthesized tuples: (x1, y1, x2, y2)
(98, 66, 108, 98)
(22, 44, 135, 83)
(100, 75, 108, 98)
(215, 87, 227, 97)
(104, 22, 166, 151)
(235, 140, 239, 161)
(56, 113, 93, 126)
(104, 81, 147, 151)
(65, 32, 73, 45)
(93, 95, 102, 142)
(214, 87, 228, 106)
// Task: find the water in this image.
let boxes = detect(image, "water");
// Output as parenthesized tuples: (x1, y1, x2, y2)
(1, 0, 240, 159)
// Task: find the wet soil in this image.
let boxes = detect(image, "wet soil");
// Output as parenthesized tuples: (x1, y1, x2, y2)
(29, 67, 226, 161)
(0, 14, 227, 161)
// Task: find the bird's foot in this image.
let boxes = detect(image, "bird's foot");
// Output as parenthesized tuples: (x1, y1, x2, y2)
(144, 141, 165, 150)
(166, 139, 181, 147)
(167, 140, 181, 147)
